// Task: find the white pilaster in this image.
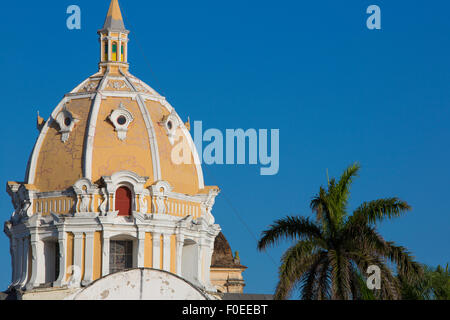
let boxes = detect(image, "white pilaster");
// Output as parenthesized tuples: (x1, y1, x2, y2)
(111, 194, 116, 211)
(108, 35, 112, 62)
(102, 232, 111, 276)
(118, 37, 122, 62)
(73, 233, 83, 287)
(26, 233, 43, 290)
(203, 242, 214, 289)
(54, 231, 67, 287)
(10, 238, 17, 286)
(100, 37, 104, 61)
(152, 232, 161, 270)
(162, 234, 171, 272)
(18, 237, 30, 288)
(82, 233, 95, 285)
(14, 238, 23, 287)
(176, 234, 184, 276)
(137, 231, 146, 268)
(196, 243, 202, 284)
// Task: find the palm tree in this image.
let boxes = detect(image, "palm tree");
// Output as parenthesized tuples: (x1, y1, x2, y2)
(400, 264, 450, 300)
(257, 163, 422, 300)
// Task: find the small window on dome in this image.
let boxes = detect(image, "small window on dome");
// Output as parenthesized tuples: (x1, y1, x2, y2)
(117, 116, 127, 126)
(108, 103, 134, 141)
(167, 121, 173, 131)
(64, 118, 72, 126)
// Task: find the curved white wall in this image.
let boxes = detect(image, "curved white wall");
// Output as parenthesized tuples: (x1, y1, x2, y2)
(69, 268, 208, 300)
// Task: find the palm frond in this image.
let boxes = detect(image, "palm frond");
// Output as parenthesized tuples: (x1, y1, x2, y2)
(316, 259, 331, 300)
(257, 216, 323, 251)
(328, 250, 352, 299)
(300, 252, 329, 300)
(310, 188, 337, 235)
(335, 162, 360, 209)
(351, 198, 411, 225)
(385, 242, 423, 281)
(274, 242, 323, 300)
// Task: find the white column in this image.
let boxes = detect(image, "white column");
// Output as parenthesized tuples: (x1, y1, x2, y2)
(108, 37, 112, 62)
(54, 231, 67, 287)
(162, 234, 171, 272)
(18, 237, 30, 288)
(10, 238, 17, 286)
(196, 243, 202, 284)
(152, 232, 161, 270)
(176, 234, 184, 276)
(26, 233, 43, 290)
(100, 37, 104, 61)
(102, 232, 111, 276)
(118, 37, 122, 62)
(124, 41, 128, 63)
(203, 241, 214, 288)
(73, 233, 83, 287)
(13, 238, 23, 287)
(137, 231, 146, 268)
(82, 233, 95, 285)
(111, 194, 116, 211)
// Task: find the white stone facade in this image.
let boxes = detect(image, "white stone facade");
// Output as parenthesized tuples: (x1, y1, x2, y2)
(4, 171, 221, 294)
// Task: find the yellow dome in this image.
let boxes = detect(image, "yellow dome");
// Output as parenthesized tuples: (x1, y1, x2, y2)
(25, 70, 205, 195)
(23, 0, 212, 197)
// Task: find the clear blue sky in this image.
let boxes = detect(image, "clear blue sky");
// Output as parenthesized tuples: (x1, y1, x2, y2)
(0, 0, 449, 295)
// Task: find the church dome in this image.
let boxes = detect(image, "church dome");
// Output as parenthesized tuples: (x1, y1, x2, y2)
(25, 0, 204, 196)
(4, 0, 249, 298)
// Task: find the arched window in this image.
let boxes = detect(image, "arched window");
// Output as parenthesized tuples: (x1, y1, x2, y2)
(115, 186, 132, 216)
(112, 42, 117, 61)
(121, 44, 124, 62)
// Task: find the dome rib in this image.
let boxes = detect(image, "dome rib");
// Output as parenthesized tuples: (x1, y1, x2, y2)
(25, 75, 93, 184)
(119, 70, 162, 182)
(83, 71, 110, 180)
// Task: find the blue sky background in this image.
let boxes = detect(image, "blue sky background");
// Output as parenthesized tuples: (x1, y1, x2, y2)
(0, 0, 449, 295)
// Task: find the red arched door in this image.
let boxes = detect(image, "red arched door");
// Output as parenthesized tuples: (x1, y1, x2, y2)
(115, 187, 132, 216)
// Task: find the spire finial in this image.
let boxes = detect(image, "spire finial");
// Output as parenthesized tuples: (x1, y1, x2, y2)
(102, 0, 127, 32)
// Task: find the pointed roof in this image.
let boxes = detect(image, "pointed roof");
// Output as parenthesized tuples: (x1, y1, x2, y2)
(101, 0, 127, 32)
